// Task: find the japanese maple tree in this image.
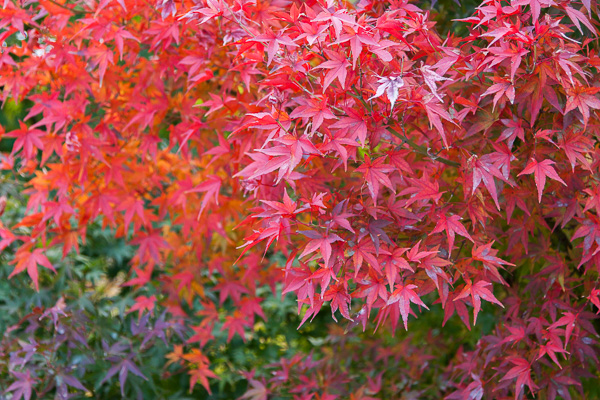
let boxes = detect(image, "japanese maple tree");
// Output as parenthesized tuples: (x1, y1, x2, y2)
(1, 0, 600, 398)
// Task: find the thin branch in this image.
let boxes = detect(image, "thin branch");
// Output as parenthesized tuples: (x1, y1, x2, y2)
(387, 127, 460, 167)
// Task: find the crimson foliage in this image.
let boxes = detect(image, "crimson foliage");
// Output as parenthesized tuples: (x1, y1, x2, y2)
(1, 0, 600, 398)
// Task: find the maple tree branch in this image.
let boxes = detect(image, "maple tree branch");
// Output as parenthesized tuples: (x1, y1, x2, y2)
(453, 237, 467, 262)
(349, 85, 372, 113)
(387, 127, 460, 167)
(222, 1, 256, 38)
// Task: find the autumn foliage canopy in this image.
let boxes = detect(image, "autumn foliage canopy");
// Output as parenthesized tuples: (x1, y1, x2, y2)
(1, 0, 600, 397)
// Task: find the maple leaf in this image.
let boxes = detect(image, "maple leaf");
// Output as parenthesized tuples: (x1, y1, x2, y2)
(356, 155, 395, 203)
(296, 21, 328, 45)
(400, 176, 445, 206)
(187, 175, 221, 217)
(128, 295, 157, 318)
(387, 284, 429, 330)
(405, 240, 438, 264)
(316, 50, 351, 90)
(258, 189, 308, 218)
(565, 6, 595, 35)
(131, 230, 169, 263)
(6, 370, 36, 400)
(517, 158, 567, 203)
(564, 85, 600, 127)
(421, 65, 450, 100)
(537, 342, 568, 369)
(328, 199, 355, 233)
(223, 313, 251, 342)
(283, 263, 314, 305)
(188, 362, 217, 394)
(323, 282, 352, 321)
(369, 75, 404, 110)
(250, 27, 298, 66)
(117, 197, 148, 233)
(9, 247, 57, 291)
(480, 77, 515, 111)
(500, 325, 526, 346)
(330, 107, 368, 146)
(430, 213, 474, 254)
(422, 252, 452, 290)
(197, 92, 234, 116)
(101, 357, 148, 397)
(559, 130, 593, 172)
(352, 238, 386, 278)
(309, 267, 338, 297)
(423, 96, 455, 148)
(181, 0, 224, 23)
(498, 117, 525, 149)
(471, 157, 504, 210)
(240, 378, 269, 400)
(113, 28, 140, 61)
(361, 218, 393, 254)
(299, 230, 343, 268)
(86, 45, 114, 87)
(447, 374, 484, 400)
(289, 96, 337, 134)
(380, 246, 413, 289)
(487, 40, 529, 81)
(549, 312, 578, 348)
(355, 268, 389, 316)
(333, 26, 379, 68)
(472, 242, 514, 283)
(56, 372, 88, 396)
(443, 292, 471, 330)
(6, 121, 44, 160)
(480, 23, 519, 47)
(313, 7, 356, 40)
(499, 357, 538, 400)
(236, 219, 285, 262)
(511, 0, 554, 22)
(454, 280, 503, 324)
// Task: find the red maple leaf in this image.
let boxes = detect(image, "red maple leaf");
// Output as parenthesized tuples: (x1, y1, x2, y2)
(470, 157, 504, 209)
(565, 84, 600, 127)
(323, 282, 352, 321)
(430, 213, 474, 254)
(356, 155, 395, 203)
(499, 357, 538, 399)
(9, 247, 57, 291)
(187, 175, 222, 217)
(250, 27, 298, 66)
(480, 77, 515, 111)
(128, 295, 157, 318)
(299, 230, 343, 268)
(188, 360, 217, 394)
(6, 121, 44, 160)
(517, 158, 567, 203)
(559, 130, 593, 172)
(316, 50, 351, 90)
(454, 279, 503, 324)
(330, 107, 368, 146)
(334, 26, 379, 68)
(289, 96, 337, 134)
(537, 342, 568, 369)
(387, 283, 429, 330)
